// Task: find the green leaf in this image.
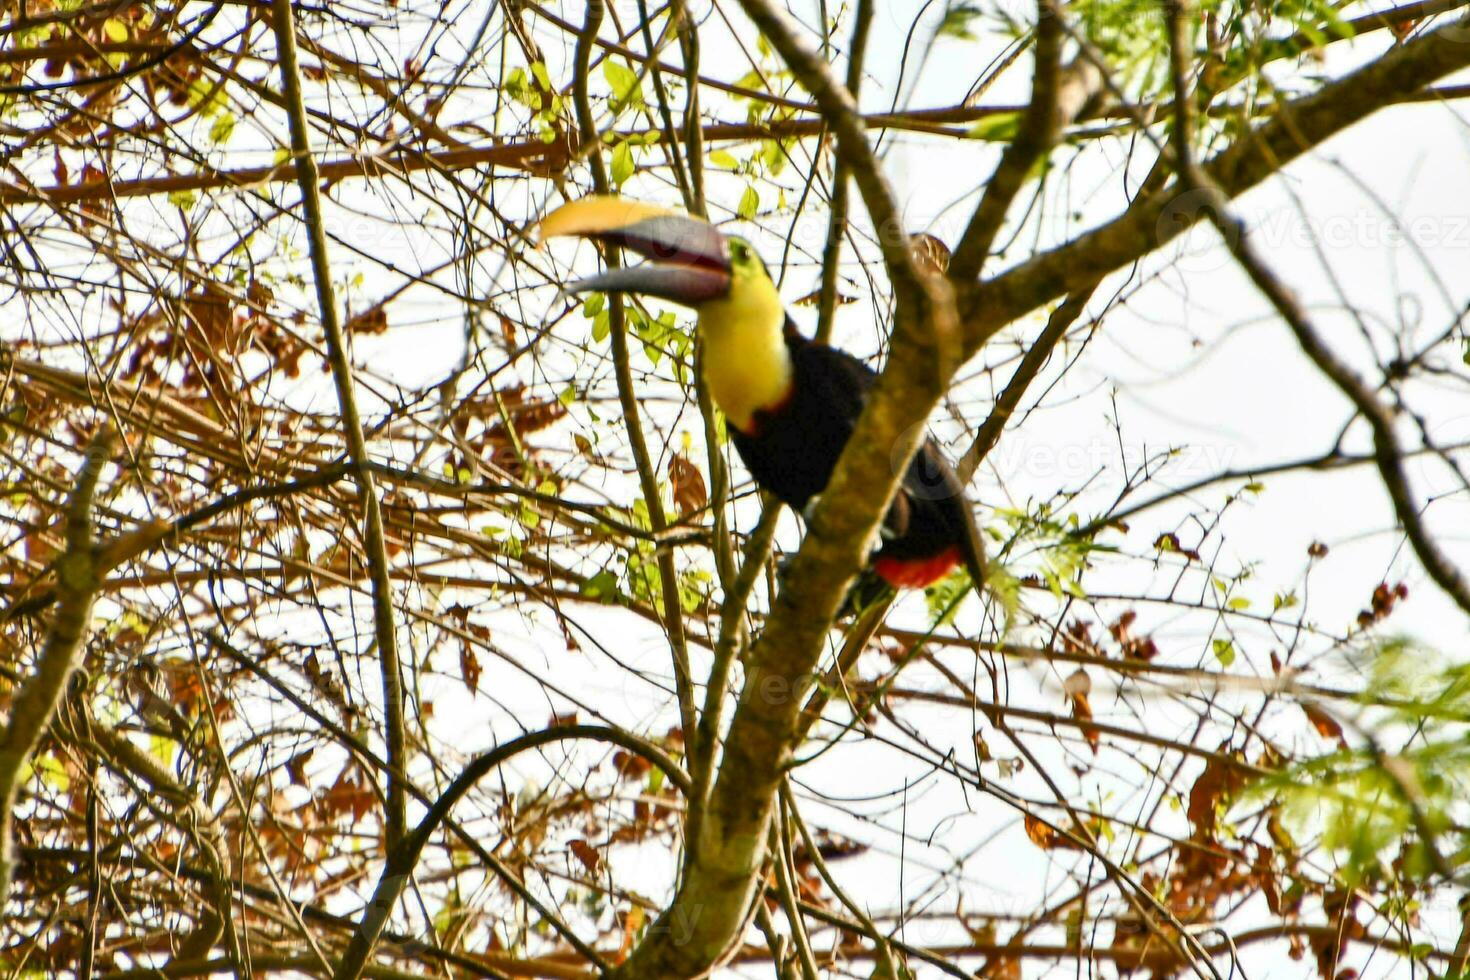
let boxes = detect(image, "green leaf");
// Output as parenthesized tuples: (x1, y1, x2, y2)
(530, 60, 551, 91)
(208, 112, 236, 145)
(591, 310, 610, 343)
(761, 139, 785, 176)
(1212, 638, 1236, 667)
(168, 189, 197, 211)
(968, 112, 1021, 142)
(937, 3, 982, 39)
(610, 141, 634, 187)
(709, 149, 740, 170)
(31, 753, 69, 792)
(1227, 596, 1250, 611)
(737, 184, 759, 220)
(505, 66, 528, 98)
(103, 17, 129, 42)
(603, 60, 643, 109)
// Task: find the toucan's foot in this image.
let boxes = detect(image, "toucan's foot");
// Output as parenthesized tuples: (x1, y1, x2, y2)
(774, 555, 891, 620)
(838, 570, 894, 620)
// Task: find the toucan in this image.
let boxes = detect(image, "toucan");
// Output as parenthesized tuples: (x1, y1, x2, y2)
(539, 196, 985, 595)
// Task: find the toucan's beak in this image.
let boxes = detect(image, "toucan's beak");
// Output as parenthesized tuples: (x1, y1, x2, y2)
(537, 196, 732, 307)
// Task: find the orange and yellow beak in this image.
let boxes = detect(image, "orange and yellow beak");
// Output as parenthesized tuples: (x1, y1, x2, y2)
(537, 196, 733, 306)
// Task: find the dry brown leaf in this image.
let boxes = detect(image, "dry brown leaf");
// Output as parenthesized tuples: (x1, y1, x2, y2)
(791, 287, 857, 307)
(1302, 703, 1347, 748)
(908, 232, 951, 275)
(1023, 813, 1082, 851)
(459, 643, 481, 694)
(668, 451, 707, 517)
(569, 838, 601, 874)
(286, 747, 315, 787)
(619, 905, 646, 960)
(1187, 750, 1245, 841)
(346, 305, 389, 335)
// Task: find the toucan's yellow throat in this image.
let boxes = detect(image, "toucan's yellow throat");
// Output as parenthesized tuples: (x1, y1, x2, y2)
(692, 237, 791, 434)
(539, 197, 794, 433)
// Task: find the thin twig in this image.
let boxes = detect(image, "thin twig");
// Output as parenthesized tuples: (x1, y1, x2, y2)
(815, 0, 873, 344)
(957, 280, 1098, 481)
(270, 0, 409, 850)
(782, 780, 901, 979)
(571, 0, 699, 758)
(334, 724, 685, 980)
(771, 799, 820, 980)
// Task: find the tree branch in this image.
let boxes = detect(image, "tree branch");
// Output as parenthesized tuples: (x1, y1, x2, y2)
(0, 426, 113, 903)
(957, 280, 1099, 481)
(572, 0, 699, 756)
(1182, 164, 1470, 618)
(948, 0, 1097, 281)
(610, 3, 965, 974)
(815, 0, 873, 343)
(271, 0, 409, 849)
(334, 724, 685, 980)
(956, 7, 1470, 356)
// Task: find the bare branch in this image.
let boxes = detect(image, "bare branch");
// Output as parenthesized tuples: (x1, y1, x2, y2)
(0, 426, 113, 903)
(948, 0, 1104, 281)
(572, 0, 699, 754)
(957, 8, 1470, 353)
(270, 0, 409, 849)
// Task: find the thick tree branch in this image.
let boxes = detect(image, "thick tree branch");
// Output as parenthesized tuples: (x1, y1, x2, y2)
(0, 426, 112, 903)
(948, 1, 1105, 281)
(956, 7, 1470, 355)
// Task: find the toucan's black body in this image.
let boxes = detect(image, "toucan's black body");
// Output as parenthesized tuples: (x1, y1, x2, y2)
(539, 196, 984, 593)
(734, 320, 984, 591)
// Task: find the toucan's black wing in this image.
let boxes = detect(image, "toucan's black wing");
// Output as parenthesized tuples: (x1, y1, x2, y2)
(731, 327, 875, 511)
(883, 441, 987, 587)
(733, 320, 984, 588)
